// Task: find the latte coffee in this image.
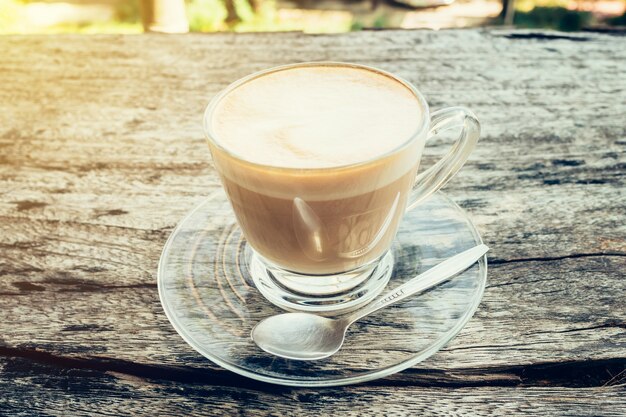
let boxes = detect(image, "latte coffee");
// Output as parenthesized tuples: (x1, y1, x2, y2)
(207, 64, 425, 274)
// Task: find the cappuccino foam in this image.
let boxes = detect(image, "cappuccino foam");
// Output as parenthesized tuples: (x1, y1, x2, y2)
(211, 65, 422, 169)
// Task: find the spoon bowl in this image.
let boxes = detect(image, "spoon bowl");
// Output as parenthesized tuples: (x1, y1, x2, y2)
(251, 244, 489, 361)
(252, 313, 348, 360)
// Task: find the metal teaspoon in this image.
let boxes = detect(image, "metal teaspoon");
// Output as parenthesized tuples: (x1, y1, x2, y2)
(251, 244, 489, 360)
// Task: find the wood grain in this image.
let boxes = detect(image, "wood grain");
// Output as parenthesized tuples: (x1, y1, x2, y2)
(0, 356, 624, 416)
(1, 30, 625, 415)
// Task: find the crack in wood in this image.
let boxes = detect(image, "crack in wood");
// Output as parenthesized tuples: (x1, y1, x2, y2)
(526, 321, 626, 335)
(11, 200, 48, 212)
(4, 278, 157, 293)
(487, 276, 560, 289)
(501, 33, 591, 42)
(43, 280, 157, 292)
(445, 340, 555, 352)
(0, 215, 175, 233)
(0, 345, 623, 389)
(490, 252, 626, 265)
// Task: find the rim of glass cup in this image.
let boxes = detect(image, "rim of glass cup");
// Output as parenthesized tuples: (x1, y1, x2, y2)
(202, 61, 430, 172)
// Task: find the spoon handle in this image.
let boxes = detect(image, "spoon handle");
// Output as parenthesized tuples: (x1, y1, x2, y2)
(346, 244, 489, 324)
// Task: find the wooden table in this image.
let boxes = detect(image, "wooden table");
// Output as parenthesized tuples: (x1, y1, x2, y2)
(1, 30, 625, 415)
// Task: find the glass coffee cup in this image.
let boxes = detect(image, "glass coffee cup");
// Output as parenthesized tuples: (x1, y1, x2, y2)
(203, 62, 480, 314)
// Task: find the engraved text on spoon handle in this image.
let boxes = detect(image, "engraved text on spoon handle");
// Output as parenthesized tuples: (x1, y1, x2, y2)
(346, 244, 489, 324)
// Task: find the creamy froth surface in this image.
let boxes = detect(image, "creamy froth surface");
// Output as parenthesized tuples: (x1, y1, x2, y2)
(211, 65, 422, 168)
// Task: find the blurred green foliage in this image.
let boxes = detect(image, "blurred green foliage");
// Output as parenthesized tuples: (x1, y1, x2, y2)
(1, 0, 624, 34)
(515, 0, 569, 12)
(372, 15, 388, 28)
(607, 11, 626, 26)
(0, 0, 24, 32)
(350, 20, 365, 31)
(115, 0, 141, 23)
(514, 6, 592, 31)
(187, 0, 227, 31)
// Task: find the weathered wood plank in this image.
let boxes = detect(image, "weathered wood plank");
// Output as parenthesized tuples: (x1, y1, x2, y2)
(0, 356, 624, 416)
(1, 31, 624, 258)
(0, 257, 624, 371)
(0, 29, 625, 413)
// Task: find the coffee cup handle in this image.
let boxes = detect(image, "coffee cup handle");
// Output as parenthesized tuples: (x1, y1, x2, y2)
(406, 106, 480, 211)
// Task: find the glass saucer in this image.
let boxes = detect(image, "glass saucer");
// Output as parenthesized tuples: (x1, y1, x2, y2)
(158, 190, 487, 387)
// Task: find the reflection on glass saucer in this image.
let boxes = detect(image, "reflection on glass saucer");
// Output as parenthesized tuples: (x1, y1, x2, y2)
(158, 190, 487, 387)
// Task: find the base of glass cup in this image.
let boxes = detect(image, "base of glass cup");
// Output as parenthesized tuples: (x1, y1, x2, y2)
(248, 248, 393, 316)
